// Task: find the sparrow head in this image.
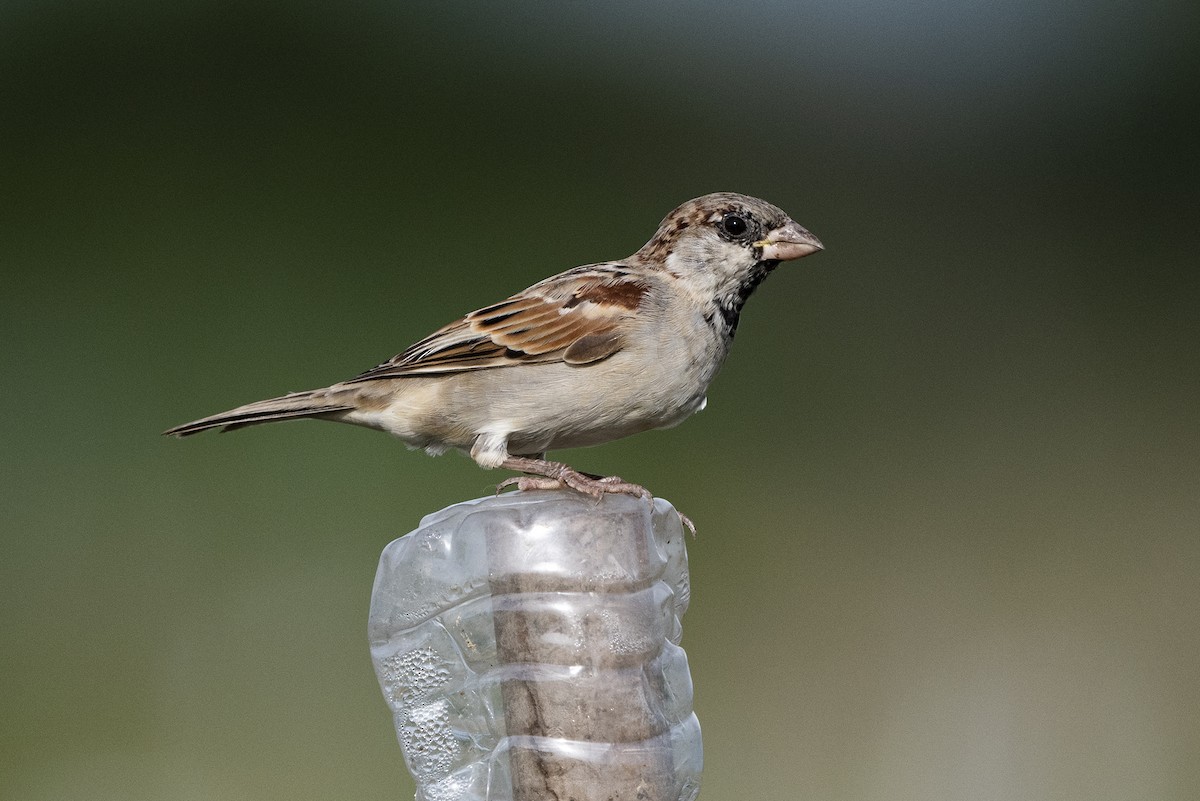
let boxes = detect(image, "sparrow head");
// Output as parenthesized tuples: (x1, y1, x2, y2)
(632, 192, 823, 322)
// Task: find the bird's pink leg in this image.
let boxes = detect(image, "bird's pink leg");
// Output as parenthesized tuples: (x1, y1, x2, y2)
(496, 456, 650, 499)
(495, 456, 696, 534)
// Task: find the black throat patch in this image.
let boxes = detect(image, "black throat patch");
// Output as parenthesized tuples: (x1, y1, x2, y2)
(711, 260, 778, 338)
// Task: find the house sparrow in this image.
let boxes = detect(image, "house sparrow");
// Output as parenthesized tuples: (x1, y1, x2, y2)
(164, 192, 823, 509)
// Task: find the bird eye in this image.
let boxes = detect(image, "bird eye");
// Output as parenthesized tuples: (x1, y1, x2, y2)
(720, 213, 749, 237)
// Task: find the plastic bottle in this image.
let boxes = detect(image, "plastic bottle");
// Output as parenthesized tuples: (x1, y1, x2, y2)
(368, 490, 701, 801)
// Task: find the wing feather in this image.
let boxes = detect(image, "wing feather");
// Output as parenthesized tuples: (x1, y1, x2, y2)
(347, 265, 651, 382)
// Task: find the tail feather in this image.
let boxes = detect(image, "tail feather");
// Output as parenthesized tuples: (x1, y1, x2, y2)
(162, 391, 356, 437)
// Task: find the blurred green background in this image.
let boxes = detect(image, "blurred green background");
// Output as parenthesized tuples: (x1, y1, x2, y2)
(3, 1, 1198, 799)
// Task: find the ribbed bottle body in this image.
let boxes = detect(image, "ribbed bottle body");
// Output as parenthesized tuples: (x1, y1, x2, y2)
(369, 491, 700, 801)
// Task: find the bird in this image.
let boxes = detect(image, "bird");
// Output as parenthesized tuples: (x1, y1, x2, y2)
(164, 192, 823, 510)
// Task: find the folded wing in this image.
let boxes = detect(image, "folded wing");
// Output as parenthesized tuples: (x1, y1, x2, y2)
(347, 264, 650, 381)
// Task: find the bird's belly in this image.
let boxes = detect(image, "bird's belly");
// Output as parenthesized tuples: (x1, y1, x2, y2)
(517, 389, 704, 453)
(439, 352, 712, 454)
(360, 324, 725, 461)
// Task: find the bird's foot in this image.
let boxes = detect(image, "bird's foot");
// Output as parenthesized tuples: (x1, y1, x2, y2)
(496, 466, 650, 500)
(496, 456, 649, 499)
(495, 456, 695, 534)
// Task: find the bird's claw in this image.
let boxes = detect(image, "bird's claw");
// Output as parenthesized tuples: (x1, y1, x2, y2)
(497, 469, 649, 500)
(496, 469, 696, 535)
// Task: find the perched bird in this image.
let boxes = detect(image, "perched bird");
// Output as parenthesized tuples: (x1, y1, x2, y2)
(164, 192, 823, 505)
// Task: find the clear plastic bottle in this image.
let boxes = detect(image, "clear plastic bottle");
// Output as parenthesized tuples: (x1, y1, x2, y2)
(368, 490, 701, 801)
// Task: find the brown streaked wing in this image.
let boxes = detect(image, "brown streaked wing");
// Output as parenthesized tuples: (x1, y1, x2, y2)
(346, 268, 650, 382)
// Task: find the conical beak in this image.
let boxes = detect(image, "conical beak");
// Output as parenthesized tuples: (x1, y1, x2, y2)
(755, 221, 824, 261)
